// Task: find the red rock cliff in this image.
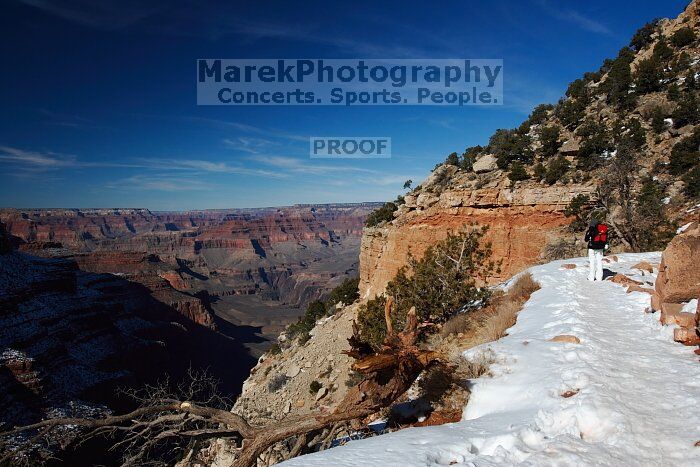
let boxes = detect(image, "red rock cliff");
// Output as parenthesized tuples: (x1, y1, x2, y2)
(359, 165, 596, 298)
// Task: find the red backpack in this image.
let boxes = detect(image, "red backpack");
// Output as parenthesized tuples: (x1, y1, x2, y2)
(593, 223, 608, 244)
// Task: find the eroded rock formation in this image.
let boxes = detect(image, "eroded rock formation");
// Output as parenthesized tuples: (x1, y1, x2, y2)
(360, 165, 596, 298)
(0, 204, 375, 310)
(0, 245, 257, 431)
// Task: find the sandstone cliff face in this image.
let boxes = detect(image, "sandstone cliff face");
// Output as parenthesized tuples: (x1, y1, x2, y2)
(360, 165, 596, 298)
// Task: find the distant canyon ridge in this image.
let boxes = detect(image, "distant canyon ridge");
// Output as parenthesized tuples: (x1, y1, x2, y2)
(0, 203, 378, 356)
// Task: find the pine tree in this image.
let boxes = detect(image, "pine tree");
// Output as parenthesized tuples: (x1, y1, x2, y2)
(538, 125, 561, 158)
(604, 47, 635, 108)
(630, 20, 660, 51)
(508, 162, 529, 182)
(545, 156, 571, 185)
(445, 152, 460, 166)
(671, 91, 700, 128)
(653, 36, 673, 61)
(634, 55, 663, 93)
(650, 106, 667, 134)
(671, 27, 696, 48)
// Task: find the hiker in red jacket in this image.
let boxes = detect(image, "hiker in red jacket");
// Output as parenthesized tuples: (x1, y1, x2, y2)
(585, 219, 608, 281)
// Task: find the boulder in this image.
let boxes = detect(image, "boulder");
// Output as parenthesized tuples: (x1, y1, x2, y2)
(416, 193, 439, 208)
(631, 261, 655, 273)
(655, 224, 700, 303)
(673, 328, 700, 346)
(403, 194, 417, 208)
(473, 154, 498, 173)
(561, 264, 577, 269)
(610, 273, 643, 286)
(626, 285, 654, 295)
(442, 193, 463, 207)
(559, 139, 580, 156)
(660, 310, 696, 328)
(549, 335, 581, 344)
(660, 302, 685, 314)
(285, 365, 301, 378)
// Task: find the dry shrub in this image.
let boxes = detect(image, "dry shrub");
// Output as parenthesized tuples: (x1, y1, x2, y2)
(483, 273, 540, 340)
(441, 273, 540, 341)
(542, 237, 579, 260)
(509, 272, 540, 301)
(484, 300, 521, 341)
(439, 313, 474, 337)
(418, 363, 460, 405)
(414, 273, 540, 425)
(462, 351, 495, 379)
(415, 353, 494, 416)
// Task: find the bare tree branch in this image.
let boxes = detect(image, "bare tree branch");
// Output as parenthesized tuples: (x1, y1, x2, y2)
(2, 305, 439, 467)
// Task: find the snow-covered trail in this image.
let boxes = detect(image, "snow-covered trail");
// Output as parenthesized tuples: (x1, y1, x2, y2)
(281, 253, 700, 466)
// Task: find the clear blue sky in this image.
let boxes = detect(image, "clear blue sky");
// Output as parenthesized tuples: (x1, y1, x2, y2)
(0, 0, 689, 210)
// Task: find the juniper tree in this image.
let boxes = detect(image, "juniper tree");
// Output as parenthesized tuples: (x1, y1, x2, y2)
(358, 227, 499, 348)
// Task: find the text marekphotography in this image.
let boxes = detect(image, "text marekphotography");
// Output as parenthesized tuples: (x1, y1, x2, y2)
(197, 59, 503, 106)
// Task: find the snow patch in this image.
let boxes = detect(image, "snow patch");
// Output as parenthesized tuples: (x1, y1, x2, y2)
(281, 253, 700, 466)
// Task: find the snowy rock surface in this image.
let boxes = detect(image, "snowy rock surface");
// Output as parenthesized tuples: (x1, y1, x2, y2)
(282, 253, 700, 466)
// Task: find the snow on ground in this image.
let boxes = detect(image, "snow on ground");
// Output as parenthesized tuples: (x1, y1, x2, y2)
(281, 253, 700, 466)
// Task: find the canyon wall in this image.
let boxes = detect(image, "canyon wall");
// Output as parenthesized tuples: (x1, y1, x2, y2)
(0, 204, 375, 310)
(0, 241, 257, 431)
(359, 165, 596, 298)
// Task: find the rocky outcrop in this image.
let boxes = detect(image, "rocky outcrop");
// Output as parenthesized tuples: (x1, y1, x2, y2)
(651, 222, 700, 346)
(472, 154, 498, 173)
(360, 174, 596, 298)
(232, 304, 358, 425)
(0, 248, 258, 430)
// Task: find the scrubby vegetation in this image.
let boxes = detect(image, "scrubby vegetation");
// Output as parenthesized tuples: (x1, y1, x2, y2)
(268, 373, 289, 392)
(564, 194, 592, 231)
(669, 127, 700, 183)
(286, 300, 327, 344)
(542, 237, 580, 261)
(439, 272, 540, 341)
(327, 277, 360, 307)
(357, 227, 500, 348)
(281, 276, 361, 347)
(545, 156, 570, 185)
(508, 162, 529, 183)
(364, 201, 399, 227)
(538, 125, 561, 158)
(671, 26, 696, 48)
(309, 380, 322, 394)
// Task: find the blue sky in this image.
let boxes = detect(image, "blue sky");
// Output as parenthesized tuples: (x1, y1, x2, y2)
(0, 0, 689, 210)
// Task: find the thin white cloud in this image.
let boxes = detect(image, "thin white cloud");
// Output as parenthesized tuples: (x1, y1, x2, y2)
(16, 0, 158, 29)
(357, 174, 421, 187)
(535, 1, 612, 36)
(222, 137, 279, 154)
(187, 117, 308, 143)
(106, 174, 213, 192)
(0, 145, 285, 178)
(0, 145, 76, 168)
(250, 155, 379, 176)
(136, 157, 285, 177)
